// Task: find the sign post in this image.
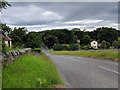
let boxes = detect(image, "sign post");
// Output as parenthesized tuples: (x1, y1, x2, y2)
(77, 39, 80, 51)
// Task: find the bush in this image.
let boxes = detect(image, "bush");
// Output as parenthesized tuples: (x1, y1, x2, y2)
(53, 44, 79, 51)
(2, 45, 10, 53)
(32, 48, 42, 53)
(53, 44, 64, 51)
(64, 44, 71, 50)
(80, 44, 93, 50)
(70, 44, 79, 50)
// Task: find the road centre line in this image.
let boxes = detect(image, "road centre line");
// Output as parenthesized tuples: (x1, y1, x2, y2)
(98, 66, 119, 74)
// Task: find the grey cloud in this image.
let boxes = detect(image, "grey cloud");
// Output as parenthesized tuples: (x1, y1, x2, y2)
(2, 2, 118, 31)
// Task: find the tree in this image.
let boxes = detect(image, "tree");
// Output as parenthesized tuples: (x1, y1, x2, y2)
(112, 41, 119, 48)
(71, 28, 83, 40)
(106, 42, 111, 49)
(9, 27, 27, 47)
(1, 23, 11, 35)
(95, 27, 118, 43)
(44, 35, 58, 49)
(81, 35, 91, 45)
(100, 40, 107, 49)
(25, 32, 41, 48)
(0, 0, 11, 12)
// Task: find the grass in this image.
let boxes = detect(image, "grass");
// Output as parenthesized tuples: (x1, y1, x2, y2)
(50, 50, 119, 61)
(3, 53, 63, 88)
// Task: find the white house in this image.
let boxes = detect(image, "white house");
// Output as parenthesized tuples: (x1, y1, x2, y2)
(90, 40, 98, 49)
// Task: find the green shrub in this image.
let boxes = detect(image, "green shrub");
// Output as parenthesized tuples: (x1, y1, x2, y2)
(32, 48, 42, 53)
(70, 44, 79, 50)
(64, 44, 71, 50)
(53, 44, 64, 51)
(53, 44, 79, 51)
(80, 45, 91, 50)
(2, 46, 10, 53)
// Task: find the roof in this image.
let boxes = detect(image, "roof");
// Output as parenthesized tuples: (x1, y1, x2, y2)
(0, 34, 11, 41)
(91, 40, 97, 42)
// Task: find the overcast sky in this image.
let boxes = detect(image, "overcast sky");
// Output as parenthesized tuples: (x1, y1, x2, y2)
(2, 2, 118, 32)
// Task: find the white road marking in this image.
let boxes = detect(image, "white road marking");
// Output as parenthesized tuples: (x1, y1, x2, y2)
(98, 66, 119, 74)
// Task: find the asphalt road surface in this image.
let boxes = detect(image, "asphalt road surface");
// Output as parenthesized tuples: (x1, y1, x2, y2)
(43, 50, 119, 88)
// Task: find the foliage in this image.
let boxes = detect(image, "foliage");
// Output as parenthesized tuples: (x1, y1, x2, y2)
(70, 44, 79, 50)
(53, 44, 65, 51)
(106, 42, 111, 48)
(112, 40, 120, 49)
(81, 35, 91, 45)
(32, 48, 42, 53)
(80, 44, 93, 50)
(0, 0, 11, 12)
(2, 45, 10, 53)
(43, 35, 58, 49)
(9, 27, 27, 47)
(2, 23, 119, 50)
(53, 44, 79, 51)
(1, 23, 11, 35)
(25, 32, 41, 48)
(90, 27, 118, 43)
(100, 40, 107, 49)
(3, 53, 63, 88)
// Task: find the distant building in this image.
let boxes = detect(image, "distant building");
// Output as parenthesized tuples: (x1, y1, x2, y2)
(0, 34, 12, 48)
(90, 41, 98, 49)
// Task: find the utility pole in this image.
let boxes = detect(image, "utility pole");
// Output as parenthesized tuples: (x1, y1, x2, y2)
(77, 39, 80, 51)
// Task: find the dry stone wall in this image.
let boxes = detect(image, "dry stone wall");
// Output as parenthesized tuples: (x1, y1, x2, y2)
(0, 48, 31, 68)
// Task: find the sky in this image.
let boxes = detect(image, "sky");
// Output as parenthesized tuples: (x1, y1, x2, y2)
(2, 2, 119, 32)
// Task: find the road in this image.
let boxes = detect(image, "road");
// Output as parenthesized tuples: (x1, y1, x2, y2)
(43, 50, 119, 88)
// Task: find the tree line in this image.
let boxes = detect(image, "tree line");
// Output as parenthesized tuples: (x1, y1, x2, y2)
(1, 23, 120, 50)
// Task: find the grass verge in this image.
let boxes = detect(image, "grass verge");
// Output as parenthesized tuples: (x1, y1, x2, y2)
(3, 53, 63, 88)
(50, 50, 119, 61)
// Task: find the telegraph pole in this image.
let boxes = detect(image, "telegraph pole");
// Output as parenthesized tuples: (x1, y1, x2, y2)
(77, 39, 80, 51)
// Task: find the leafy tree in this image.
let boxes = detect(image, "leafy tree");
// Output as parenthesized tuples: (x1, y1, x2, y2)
(25, 32, 41, 48)
(44, 35, 58, 49)
(0, 0, 11, 12)
(106, 42, 111, 49)
(9, 27, 27, 47)
(92, 27, 118, 43)
(1, 23, 11, 35)
(71, 28, 83, 40)
(81, 35, 91, 45)
(112, 41, 119, 48)
(100, 40, 107, 49)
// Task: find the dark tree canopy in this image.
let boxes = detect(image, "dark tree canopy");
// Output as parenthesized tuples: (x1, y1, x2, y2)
(0, 0, 11, 12)
(3, 23, 120, 49)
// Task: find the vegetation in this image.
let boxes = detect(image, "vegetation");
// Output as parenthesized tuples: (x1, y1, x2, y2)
(53, 44, 79, 51)
(0, 0, 11, 12)
(32, 48, 42, 53)
(1, 22, 120, 51)
(3, 53, 63, 88)
(50, 50, 119, 61)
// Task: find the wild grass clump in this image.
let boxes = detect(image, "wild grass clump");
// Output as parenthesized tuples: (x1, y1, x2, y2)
(3, 53, 63, 88)
(50, 50, 119, 61)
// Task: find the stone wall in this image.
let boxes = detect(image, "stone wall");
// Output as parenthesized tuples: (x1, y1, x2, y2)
(0, 48, 31, 68)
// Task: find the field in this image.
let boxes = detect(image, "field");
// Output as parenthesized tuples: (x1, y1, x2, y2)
(50, 50, 119, 61)
(3, 53, 63, 88)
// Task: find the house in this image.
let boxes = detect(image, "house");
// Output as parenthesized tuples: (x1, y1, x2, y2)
(90, 40, 98, 49)
(0, 34, 12, 48)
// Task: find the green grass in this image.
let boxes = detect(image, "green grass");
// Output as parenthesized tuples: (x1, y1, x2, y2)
(3, 53, 63, 88)
(50, 50, 119, 61)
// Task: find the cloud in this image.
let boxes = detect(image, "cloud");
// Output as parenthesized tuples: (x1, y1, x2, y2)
(65, 20, 104, 24)
(2, 4, 63, 25)
(2, 2, 118, 32)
